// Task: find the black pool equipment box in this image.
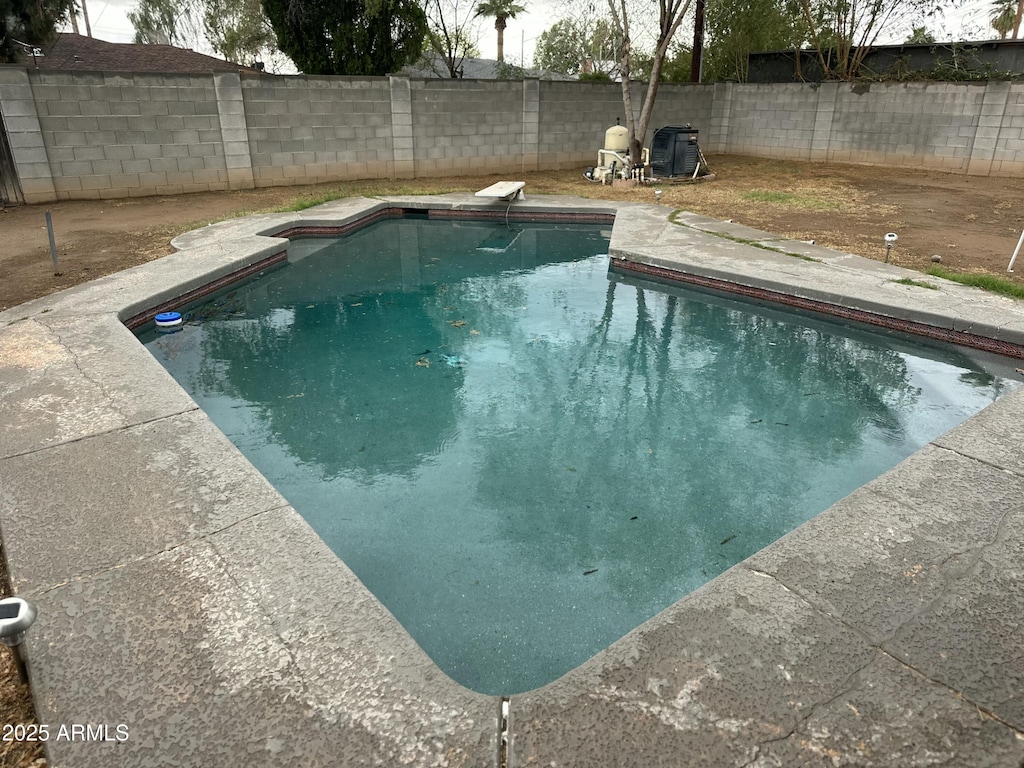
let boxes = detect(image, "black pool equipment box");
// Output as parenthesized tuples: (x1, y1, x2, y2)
(650, 126, 701, 178)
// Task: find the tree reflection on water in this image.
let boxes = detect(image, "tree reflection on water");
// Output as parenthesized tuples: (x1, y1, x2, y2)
(145, 218, 1008, 694)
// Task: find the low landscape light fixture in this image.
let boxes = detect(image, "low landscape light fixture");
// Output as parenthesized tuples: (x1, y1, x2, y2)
(0, 597, 38, 684)
(884, 232, 898, 263)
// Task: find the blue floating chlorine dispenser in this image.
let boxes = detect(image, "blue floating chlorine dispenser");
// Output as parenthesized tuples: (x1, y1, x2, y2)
(154, 311, 183, 332)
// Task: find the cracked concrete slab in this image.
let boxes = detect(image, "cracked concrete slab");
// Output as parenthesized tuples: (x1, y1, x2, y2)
(28, 537, 497, 768)
(2, 195, 1024, 767)
(508, 567, 878, 767)
(886, 503, 1024, 732)
(0, 313, 196, 458)
(933, 387, 1024, 473)
(745, 444, 1023, 644)
(755, 651, 1024, 767)
(1, 409, 287, 592)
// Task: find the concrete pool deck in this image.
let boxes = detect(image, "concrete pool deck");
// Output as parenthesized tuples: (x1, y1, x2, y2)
(1, 194, 1023, 767)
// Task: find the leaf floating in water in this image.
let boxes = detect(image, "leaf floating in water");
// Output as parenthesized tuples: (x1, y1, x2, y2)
(443, 306, 455, 311)
(416, 358, 431, 368)
(721, 534, 736, 545)
(351, 302, 362, 307)
(566, 467, 576, 472)
(583, 569, 598, 576)
(305, 304, 315, 309)
(285, 393, 305, 399)
(1016, 368, 1024, 375)
(448, 320, 467, 328)
(629, 516, 638, 521)
(470, 329, 481, 335)
(775, 422, 789, 426)
(750, 419, 763, 424)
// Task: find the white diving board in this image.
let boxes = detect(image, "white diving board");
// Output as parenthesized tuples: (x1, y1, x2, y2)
(475, 181, 526, 202)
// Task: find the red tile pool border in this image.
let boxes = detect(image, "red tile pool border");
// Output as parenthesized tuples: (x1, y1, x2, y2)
(122, 250, 288, 330)
(271, 207, 615, 240)
(611, 256, 1024, 360)
(123, 209, 615, 330)
(427, 209, 615, 225)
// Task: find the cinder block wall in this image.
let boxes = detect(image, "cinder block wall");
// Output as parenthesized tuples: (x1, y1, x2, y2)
(827, 82, 984, 171)
(410, 79, 524, 175)
(715, 81, 1024, 176)
(1, 67, 1021, 204)
(538, 81, 629, 168)
(645, 84, 715, 149)
(25, 70, 229, 199)
(989, 83, 1024, 176)
(724, 83, 817, 160)
(536, 82, 715, 169)
(241, 74, 394, 186)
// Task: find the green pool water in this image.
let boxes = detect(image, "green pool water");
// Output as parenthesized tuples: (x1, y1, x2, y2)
(140, 216, 1015, 694)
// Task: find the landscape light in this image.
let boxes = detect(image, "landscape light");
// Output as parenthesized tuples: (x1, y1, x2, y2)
(884, 232, 898, 263)
(0, 597, 38, 684)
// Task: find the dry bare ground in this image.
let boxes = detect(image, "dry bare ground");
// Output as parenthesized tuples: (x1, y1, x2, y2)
(2, 154, 1023, 312)
(1, 155, 1022, 767)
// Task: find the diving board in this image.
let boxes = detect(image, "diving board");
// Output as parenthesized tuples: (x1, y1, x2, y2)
(475, 181, 526, 201)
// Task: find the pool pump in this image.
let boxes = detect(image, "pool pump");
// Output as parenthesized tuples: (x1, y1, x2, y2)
(584, 120, 649, 185)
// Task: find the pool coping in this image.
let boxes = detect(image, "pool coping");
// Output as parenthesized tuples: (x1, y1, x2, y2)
(1, 194, 1023, 766)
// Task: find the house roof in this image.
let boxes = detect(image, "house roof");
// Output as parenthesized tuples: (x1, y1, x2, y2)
(34, 33, 256, 73)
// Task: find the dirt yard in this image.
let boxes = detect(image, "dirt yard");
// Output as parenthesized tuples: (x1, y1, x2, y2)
(0, 154, 1023, 768)
(2, 154, 1023, 312)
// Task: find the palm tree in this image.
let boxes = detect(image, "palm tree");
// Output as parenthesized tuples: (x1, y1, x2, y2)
(474, 0, 525, 62)
(991, 0, 1017, 38)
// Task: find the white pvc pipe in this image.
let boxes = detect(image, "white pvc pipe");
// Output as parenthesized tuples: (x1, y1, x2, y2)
(1008, 229, 1024, 273)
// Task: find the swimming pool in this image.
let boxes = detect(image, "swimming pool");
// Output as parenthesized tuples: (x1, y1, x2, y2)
(7, 194, 1024, 766)
(138, 214, 1016, 695)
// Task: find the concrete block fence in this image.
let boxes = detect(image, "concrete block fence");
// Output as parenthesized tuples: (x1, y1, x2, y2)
(0, 66, 1021, 203)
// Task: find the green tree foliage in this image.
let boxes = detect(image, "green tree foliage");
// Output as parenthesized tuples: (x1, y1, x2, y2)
(128, 0, 204, 47)
(658, 41, 691, 81)
(204, 0, 277, 64)
(990, 0, 1017, 38)
(904, 24, 935, 42)
(262, 0, 427, 74)
(0, 0, 75, 62)
(129, 0, 277, 67)
(797, 0, 946, 79)
(474, 0, 525, 61)
(703, 0, 804, 81)
(494, 58, 526, 76)
(534, 19, 586, 72)
(534, 17, 619, 76)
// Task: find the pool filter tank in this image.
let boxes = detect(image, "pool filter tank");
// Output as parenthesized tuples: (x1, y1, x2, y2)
(584, 120, 650, 184)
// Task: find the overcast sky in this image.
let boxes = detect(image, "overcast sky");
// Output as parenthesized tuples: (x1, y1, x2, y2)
(60, 0, 1001, 71)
